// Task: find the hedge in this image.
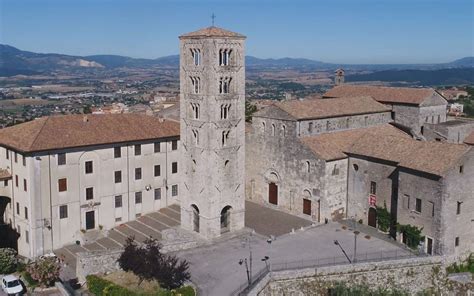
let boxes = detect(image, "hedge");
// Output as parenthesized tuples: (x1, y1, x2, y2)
(86, 275, 195, 296)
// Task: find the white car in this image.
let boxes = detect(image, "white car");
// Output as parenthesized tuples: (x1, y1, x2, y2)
(1, 275, 24, 296)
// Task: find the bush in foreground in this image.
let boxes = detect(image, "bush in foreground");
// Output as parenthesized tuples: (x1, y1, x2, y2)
(0, 248, 18, 274)
(26, 256, 60, 287)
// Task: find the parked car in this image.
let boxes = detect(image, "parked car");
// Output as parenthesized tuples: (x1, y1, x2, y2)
(1, 275, 24, 296)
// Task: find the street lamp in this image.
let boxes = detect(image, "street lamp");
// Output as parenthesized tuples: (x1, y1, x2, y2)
(261, 256, 270, 270)
(334, 240, 352, 263)
(353, 230, 360, 263)
(238, 258, 251, 286)
(267, 235, 274, 272)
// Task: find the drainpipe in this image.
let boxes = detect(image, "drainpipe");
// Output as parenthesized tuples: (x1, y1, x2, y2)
(126, 145, 130, 221)
(48, 154, 54, 252)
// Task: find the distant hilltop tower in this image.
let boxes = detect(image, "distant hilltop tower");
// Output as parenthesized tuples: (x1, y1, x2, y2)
(179, 26, 246, 239)
(334, 68, 345, 85)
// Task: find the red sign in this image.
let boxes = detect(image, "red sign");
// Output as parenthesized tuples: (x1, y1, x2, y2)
(369, 194, 377, 207)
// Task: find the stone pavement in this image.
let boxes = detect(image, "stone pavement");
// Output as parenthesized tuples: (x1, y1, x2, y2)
(176, 222, 412, 296)
(244, 200, 313, 237)
(54, 204, 181, 280)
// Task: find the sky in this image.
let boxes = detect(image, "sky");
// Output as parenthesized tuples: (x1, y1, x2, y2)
(0, 0, 473, 64)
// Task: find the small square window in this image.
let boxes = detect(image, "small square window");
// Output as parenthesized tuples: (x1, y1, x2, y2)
(114, 147, 121, 158)
(115, 195, 122, 208)
(455, 237, 460, 247)
(459, 165, 464, 174)
(172, 140, 178, 151)
(85, 161, 93, 174)
(172, 162, 178, 174)
(59, 205, 68, 219)
(415, 198, 422, 213)
(114, 171, 122, 183)
(86, 187, 94, 200)
(58, 178, 67, 192)
(115, 217, 122, 222)
(370, 181, 376, 195)
(58, 153, 66, 165)
(154, 142, 161, 153)
(154, 165, 161, 177)
(135, 192, 142, 204)
(135, 168, 142, 180)
(172, 184, 178, 197)
(135, 144, 141, 156)
(154, 188, 161, 200)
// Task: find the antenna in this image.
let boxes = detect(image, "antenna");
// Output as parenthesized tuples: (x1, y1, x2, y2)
(211, 13, 216, 26)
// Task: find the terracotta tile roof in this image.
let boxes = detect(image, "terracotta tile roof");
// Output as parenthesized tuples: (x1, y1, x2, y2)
(348, 134, 470, 176)
(275, 96, 390, 120)
(0, 168, 12, 181)
(301, 124, 410, 161)
(0, 114, 180, 153)
(464, 131, 474, 145)
(180, 26, 245, 39)
(324, 85, 439, 105)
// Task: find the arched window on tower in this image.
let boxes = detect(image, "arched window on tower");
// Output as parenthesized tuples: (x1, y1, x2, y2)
(192, 129, 199, 145)
(221, 130, 230, 147)
(281, 125, 286, 137)
(190, 76, 200, 94)
(191, 48, 201, 66)
(219, 49, 232, 66)
(221, 104, 231, 119)
(305, 161, 311, 173)
(271, 124, 276, 136)
(191, 103, 200, 119)
(219, 77, 232, 94)
(262, 122, 266, 134)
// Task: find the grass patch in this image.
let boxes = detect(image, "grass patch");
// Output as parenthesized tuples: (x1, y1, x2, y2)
(87, 272, 195, 296)
(446, 254, 474, 275)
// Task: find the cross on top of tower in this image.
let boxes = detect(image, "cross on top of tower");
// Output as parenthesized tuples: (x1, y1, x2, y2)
(211, 13, 216, 26)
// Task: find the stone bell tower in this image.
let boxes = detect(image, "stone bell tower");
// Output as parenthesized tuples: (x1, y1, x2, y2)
(179, 26, 246, 239)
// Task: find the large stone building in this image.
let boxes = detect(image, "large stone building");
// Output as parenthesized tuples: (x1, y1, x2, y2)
(178, 27, 246, 239)
(324, 85, 448, 137)
(0, 114, 180, 258)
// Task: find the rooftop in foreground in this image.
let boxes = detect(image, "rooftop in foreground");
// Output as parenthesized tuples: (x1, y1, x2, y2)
(0, 114, 180, 153)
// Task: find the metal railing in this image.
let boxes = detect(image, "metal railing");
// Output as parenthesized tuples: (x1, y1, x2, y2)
(231, 249, 417, 295)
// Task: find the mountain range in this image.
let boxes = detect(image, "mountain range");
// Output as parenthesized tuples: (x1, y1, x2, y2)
(1, 44, 473, 77)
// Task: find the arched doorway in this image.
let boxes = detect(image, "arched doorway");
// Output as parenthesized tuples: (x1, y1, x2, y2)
(268, 183, 278, 205)
(368, 207, 377, 228)
(220, 206, 232, 234)
(191, 204, 200, 233)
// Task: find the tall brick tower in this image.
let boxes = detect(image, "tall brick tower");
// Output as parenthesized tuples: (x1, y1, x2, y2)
(179, 27, 246, 239)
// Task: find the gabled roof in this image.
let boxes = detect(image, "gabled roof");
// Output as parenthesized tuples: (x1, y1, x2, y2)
(0, 168, 11, 181)
(301, 124, 410, 161)
(262, 96, 390, 121)
(179, 26, 245, 39)
(324, 85, 442, 106)
(348, 134, 470, 176)
(464, 131, 474, 145)
(0, 114, 180, 153)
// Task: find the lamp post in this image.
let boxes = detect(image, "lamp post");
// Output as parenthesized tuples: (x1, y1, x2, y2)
(261, 256, 269, 271)
(267, 235, 274, 272)
(241, 234, 253, 283)
(238, 258, 251, 286)
(334, 240, 351, 263)
(353, 230, 360, 263)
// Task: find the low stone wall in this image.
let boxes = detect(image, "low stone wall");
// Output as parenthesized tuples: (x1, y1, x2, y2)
(251, 256, 473, 295)
(76, 249, 122, 282)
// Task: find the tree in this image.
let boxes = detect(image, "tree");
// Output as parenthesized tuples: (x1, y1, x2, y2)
(0, 248, 18, 274)
(118, 237, 190, 290)
(396, 224, 424, 250)
(245, 100, 257, 122)
(26, 256, 61, 287)
(376, 202, 392, 233)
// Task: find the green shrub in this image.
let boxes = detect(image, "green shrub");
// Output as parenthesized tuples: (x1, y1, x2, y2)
(446, 253, 474, 275)
(0, 248, 18, 274)
(21, 271, 38, 288)
(87, 275, 111, 296)
(396, 224, 424, 250)
(376, 203, 392, 232)
(175, 286, 196, 296)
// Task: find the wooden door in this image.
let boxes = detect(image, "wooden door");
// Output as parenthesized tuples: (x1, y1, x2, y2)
(268, 183, 278, 205)
(85, 211, 95, 230)
(368, 207, 377, 228)
(427, 238, 433, 255)
(303, 198, 311, 215)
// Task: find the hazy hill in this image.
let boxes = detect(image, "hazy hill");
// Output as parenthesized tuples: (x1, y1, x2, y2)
(1, 44, 473, 78)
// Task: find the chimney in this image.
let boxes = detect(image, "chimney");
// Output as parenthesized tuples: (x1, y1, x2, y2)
(335, 68, 345, 86)
(83, 115, 89, 123)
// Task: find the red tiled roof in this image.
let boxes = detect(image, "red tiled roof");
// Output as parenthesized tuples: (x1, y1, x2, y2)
(301, 124, 410, 161)
(324, 85, 440, 105)
(275, 96, 390, 120)
(0, 114, 180, 153)
(348, 134, 470, 176)
(464, 131, 474, 145)
(0, 168, 11, 181)
(180, 26, 245, 39)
